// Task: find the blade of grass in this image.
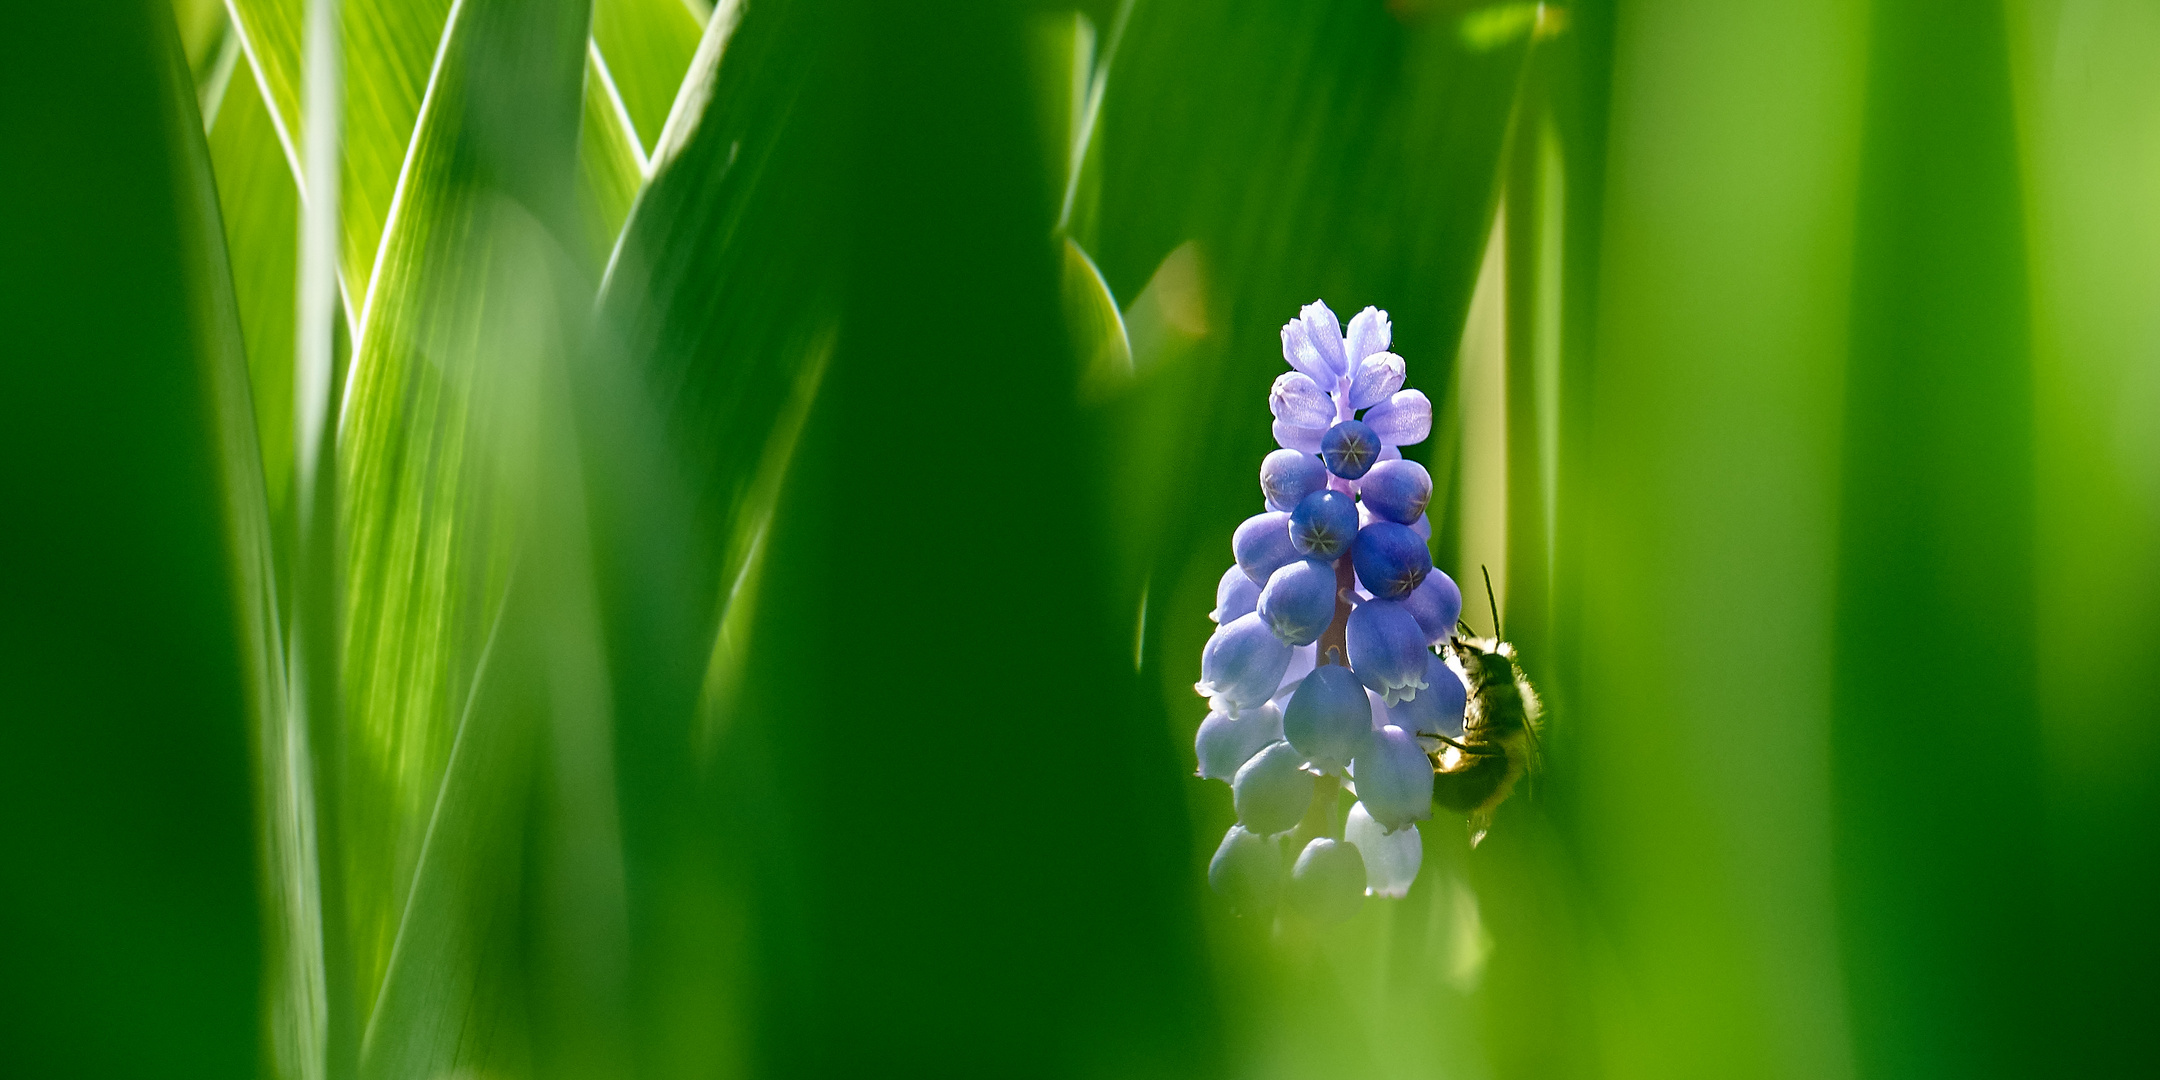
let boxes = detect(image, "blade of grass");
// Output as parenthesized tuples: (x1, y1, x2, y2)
(575, 39, 647, 275)
(2006, 3, 2160, 1070)
(224, 0, 454, 308)
(332, 0, 620, 1075)
(591, 0, 705, 152)
(1, 5, 269, 1075)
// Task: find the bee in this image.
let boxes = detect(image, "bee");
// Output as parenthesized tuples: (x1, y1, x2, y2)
(1422, 570, 1544, 846)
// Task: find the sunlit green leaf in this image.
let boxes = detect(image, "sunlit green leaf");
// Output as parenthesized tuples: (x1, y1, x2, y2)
(332, 0, 623, 1074)
(575, 41, 646, 275)
(224, 0, 454, 303)
(207, 66, 300, 526)
(591, 0, 706, 153)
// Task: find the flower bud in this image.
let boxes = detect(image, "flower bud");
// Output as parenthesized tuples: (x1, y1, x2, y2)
(1351, 725, 1434, 831)
(1351, 521, 1431, 600)
(1384, 653, 1466, 740)
(1196, 703, 1283, 781)
(1197, 612, 1294, 713)
(1282, 664, 1373, 774)
(1363, 388, 1433, 447)
(1321, 421, 1381, 480)
(1347, 599, 1430, 706)
(1232, 740, 1314, 835)
(1209, 826, 1283, 915)
(1258, 559, 1337, 646)
(1358, 459, 1431, 525)
(1344, 802, 1422, 898)
(1398, 569, 1462, 645)
(1212, 564, 1260, 624)
(1233, 511, 1300, 586)
(1287, 837, 1366, 925)
(1345, 306, 1391, 366)
(1269, 371, 1333, 429)
(1260, 449, 1328, 512)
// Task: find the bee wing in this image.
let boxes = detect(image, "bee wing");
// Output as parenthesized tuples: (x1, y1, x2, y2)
(1511, 660, 1545, 781)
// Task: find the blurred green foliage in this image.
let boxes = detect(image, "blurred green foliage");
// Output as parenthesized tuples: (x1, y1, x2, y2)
(4, 1, 2159, 1078)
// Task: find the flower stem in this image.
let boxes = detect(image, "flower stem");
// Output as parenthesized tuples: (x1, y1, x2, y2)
(1316, 554, 1353, 666)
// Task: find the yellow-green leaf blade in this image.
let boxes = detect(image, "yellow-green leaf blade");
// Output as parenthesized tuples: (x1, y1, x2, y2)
(591, 0, 704, 151)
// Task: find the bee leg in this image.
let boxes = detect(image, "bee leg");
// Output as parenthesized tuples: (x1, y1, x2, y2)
(1415, 732, 1504, 757)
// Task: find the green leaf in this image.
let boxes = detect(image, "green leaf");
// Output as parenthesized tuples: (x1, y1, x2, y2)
(591, 0, 705, 153)
(223, 0, 454, 304)
(2008, 2, 2160, 1065)
(207, 64, 301, 526)
(1, 5, 270, 1075)
(332, 0, 627, 1075)
(575, 40, 647, 275)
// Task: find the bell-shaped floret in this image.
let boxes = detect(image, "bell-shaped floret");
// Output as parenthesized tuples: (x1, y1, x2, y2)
(1385, 653, 1466, 740)
(1352, 725, 1434, 831)
(1321, 420, 1380, 479)
(1258, 559, 1337, 646)
(1280, 319, 1336, 386)
(1197, 702, 1284, 781)
(1209, 825, 1283, 915)
(1347, 351, 1405, 410)
(1289, 489, 1358, 559)
(1300, 301, 1348, 378)
(1348, 599, 1431, 706)
(1233, 740, 1313, 835)
(1345, 306, 1392, 367)
(1198, 612, 1295, 712)
(1272, 419, 1326, 454)
(1212, 564, 1260, 624)
(1345, 803, 1422, 898)
(1398, 569, 1461, 645)
(1283, 664, 1373, 773)
(1260, 449, 1328, 512)
(1352, 521, 1431, 599)
(1272, 644, 1317, 704)
(1363, 388, 1433, 447)
(1269, 371, 1334, 429)
(1233, 511, 1300, 585)
(1359, 459, 1431, 525)
(1287, 837, 1366, 925)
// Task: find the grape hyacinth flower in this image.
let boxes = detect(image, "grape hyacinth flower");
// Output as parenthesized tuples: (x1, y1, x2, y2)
(1193, 299, 1467, 920)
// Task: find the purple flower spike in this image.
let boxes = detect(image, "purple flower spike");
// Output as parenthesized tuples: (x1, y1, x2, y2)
(1202, 299, 1447, 898)
(1347, 600, 1430, 706)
